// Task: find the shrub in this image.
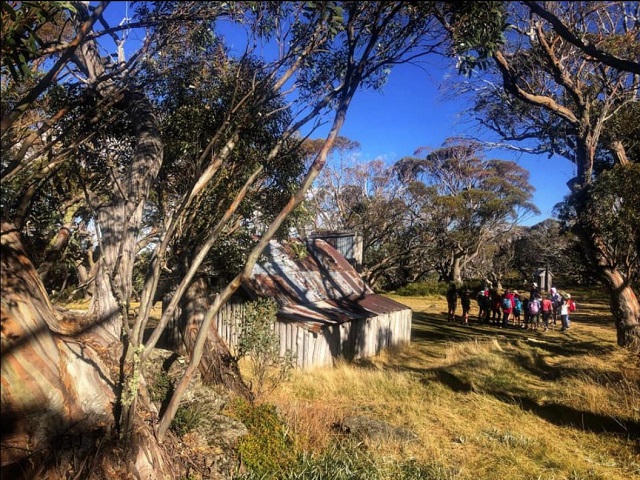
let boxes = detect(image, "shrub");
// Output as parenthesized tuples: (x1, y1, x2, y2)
(230, 397, 298, 478)
(238, 298, 294, 399)
(149, 370, 172, 403)
(171, 403, 204, 437)
(149, 370, 204, 438)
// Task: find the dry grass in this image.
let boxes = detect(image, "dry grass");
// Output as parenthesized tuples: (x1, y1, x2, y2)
(59, 292, 639, 478)
(262, 287, 640, 480)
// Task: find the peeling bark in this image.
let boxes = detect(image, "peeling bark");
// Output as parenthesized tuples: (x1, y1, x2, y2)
(575, 225, 640, 349)
(1, 223, 173, 478)
(595, 254, 640, 349)
(1, 223, 113, 467)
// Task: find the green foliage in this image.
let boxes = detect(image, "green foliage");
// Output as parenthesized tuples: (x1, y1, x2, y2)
(148, 36, 307, 279)
(235, 438, 454, 480)
(238, 298, 294, 399)
(1, 1, 76, 81)
(395, 281, 448, 297)
(459, 278, 486, 293)
(512, 219, 591, 286)
(171, 403, 205, 437)
(393, 138, 538, 285)
(149, 370, 203, 437)
(230, 398, 297, 478)
(559, 163, 640, 288)
(439, 1, 507, 75)
(580, 164, 640, 243)
(149, 370, 172, 403)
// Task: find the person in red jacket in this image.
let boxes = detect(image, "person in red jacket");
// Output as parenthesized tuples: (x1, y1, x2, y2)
(541, 295, 553, 332)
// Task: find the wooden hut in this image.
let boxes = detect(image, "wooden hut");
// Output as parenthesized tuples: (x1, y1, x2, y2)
(216, 237, 412, 370)
(534, 268, 554, 292)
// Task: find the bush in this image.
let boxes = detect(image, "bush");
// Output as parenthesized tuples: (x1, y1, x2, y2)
(230, 398, 298, 478)
(149, 370, 205, 438)
(171, 403, 204, 437)
(460, 278, 486, 294)
(238, 298, 294, 399)
(149, 370, 172, 403)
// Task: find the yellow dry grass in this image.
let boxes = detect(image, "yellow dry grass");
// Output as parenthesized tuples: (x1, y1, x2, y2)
(263, 288, 640, 480)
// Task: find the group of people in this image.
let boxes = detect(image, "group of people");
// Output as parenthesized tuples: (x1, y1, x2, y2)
(446, 282, 576, 333)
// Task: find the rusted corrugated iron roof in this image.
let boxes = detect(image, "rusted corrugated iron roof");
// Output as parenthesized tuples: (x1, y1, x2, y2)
(348, 293, 410, 316)
(277, 300, 368, 333)
(276, 294, 408, 333)
(245, 238, 371, 306)
(244, 237, 410, 333)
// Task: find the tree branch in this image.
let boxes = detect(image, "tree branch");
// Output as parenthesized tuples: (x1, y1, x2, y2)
(523, 1, 640, 75)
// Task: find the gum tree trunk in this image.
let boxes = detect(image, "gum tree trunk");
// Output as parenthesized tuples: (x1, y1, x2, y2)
(608, 279, 640, 349)
(591, 244, 640, 349)
(179, 275, 252, 399)
(0, 223, 174, 478)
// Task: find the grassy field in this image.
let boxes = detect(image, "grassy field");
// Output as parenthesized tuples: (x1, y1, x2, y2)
(252, 288, 640, 480)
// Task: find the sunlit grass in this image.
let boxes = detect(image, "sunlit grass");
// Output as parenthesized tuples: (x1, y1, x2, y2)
(258, 287, 640, 480)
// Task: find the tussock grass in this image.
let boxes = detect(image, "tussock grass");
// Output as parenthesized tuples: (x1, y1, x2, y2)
(256, 287, 640, 480)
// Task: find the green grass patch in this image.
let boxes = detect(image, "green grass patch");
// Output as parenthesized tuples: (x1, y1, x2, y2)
(229, 398, 298, 478)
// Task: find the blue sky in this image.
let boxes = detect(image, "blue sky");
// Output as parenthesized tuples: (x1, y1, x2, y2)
(101, 2, 575, 227)
(330, 59, 577, 226)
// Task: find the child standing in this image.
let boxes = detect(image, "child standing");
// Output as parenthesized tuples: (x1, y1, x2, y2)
(541, 295, 553, 332)
(512, 292, 522, 327)
(561, 294, 576, 331)
(446, 283, 458, 322)
(477, 287, 490, 323)
(550, 287, 562, 326)
(528, 294, 541, 330)
(560, 296, 570, 331)
(461, 290, 471, 325)
(521, 296, 530, 330)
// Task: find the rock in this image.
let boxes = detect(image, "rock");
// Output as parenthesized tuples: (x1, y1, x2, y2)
(199, 414, 248, 448)
(338, 415, 418, 443)
(144, 348, 205, 405)
(143, 349, 247, 479)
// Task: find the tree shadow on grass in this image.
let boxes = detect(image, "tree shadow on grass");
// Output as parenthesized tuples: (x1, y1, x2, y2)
(426, 368, 474, 393)
(410, 311, 505, 344)
(496, 393, 640, 442)
(529, 336, 617, 356)
(388, 309, 639, 443)
(411, 310, 618, 357)
(567, 313, 616, 327)
(420, 367, 639, 442)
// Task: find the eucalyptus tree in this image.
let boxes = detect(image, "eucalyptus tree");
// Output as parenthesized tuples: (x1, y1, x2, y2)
(464, 228, 522, 289)
(2, 1, 467, 476)
(146, 41, 307, 396)
(307, 153, 422, 289)
(443, 1, 640, 347)
(304, 135, 363, 233)
(395, 137, 538, 284)
(511, 219, 587, 286)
